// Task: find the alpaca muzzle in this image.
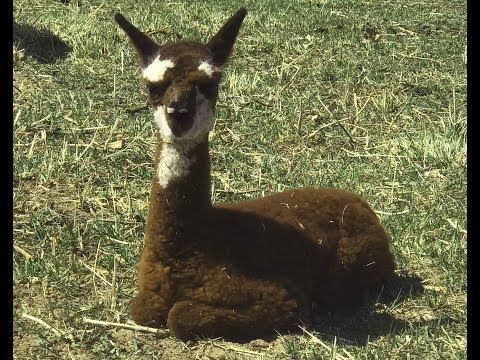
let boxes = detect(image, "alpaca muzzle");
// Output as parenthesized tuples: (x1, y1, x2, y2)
(164, 96, 194, 135)
(165, 110, 194, 137)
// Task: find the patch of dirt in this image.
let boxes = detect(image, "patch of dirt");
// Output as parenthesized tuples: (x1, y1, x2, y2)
(122, 333, 282, 360)
(13, 333, 38, 360)
(14, 179, 80, 217)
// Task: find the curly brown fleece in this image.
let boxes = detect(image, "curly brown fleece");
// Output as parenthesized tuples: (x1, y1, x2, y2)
(130, 136, 395, 341)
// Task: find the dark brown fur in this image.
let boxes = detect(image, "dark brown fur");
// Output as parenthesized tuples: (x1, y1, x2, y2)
(130, 134, 394, 341)
(116, 8, 395, 341)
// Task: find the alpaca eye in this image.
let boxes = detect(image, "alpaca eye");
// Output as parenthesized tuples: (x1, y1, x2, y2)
(198, 84, 217, 99)
(196, 80, 217, 98)
(148, 83, 168, 97)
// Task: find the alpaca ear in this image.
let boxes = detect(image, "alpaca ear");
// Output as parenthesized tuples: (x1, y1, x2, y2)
(206, 7, 247, 67)
(114, 13, 159, 67)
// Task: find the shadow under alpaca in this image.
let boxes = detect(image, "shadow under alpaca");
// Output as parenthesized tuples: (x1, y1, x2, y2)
(306, 272, 438, 345)
(13, 22, 72, 63)
(268, 273, 455, 347)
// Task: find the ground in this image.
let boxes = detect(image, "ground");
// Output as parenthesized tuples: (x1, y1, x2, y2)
(13, 0, 466, 358)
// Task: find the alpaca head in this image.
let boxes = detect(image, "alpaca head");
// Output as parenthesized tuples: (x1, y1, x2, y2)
(115, 8, 247, 144)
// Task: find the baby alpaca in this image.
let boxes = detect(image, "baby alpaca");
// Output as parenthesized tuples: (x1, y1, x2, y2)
(115, 7, 395, 341)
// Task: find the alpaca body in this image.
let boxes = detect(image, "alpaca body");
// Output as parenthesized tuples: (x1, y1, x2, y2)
(115, 8, 394, 341)
(131, 136, 394, 340)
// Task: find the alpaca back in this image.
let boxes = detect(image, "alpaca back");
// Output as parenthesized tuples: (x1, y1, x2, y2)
(202, 187, 394, 309)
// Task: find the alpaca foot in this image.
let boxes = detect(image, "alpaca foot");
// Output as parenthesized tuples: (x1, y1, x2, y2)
(131, 290, 169, 327)
(167, 297, 301, 341)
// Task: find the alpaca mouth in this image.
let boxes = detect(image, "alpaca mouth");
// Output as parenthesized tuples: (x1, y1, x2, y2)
(166, 113, 194, 138)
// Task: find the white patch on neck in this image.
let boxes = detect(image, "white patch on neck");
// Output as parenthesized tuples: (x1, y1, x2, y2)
(157, 143, 193, 188)
(143, 57, 175, 82)
(198, 61, 218, 77)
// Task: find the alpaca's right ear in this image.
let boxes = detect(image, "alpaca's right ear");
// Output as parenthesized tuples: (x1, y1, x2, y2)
(114, 13, 159, 67)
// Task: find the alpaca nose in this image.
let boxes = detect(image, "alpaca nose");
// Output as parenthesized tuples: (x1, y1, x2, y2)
(165, 104, 189, 116)
(164, 102, 194, 136)
(166, 98, 192, 115)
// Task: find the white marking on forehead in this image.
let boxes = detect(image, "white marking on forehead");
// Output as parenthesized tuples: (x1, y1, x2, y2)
(198, 61, 219, 77)
(166, 107, 175, 114)
(143, 57, 175, 82)
(157, 143, 193, 188)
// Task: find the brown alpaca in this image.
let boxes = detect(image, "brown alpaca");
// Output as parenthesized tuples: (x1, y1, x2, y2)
(115, 8, 395, 341)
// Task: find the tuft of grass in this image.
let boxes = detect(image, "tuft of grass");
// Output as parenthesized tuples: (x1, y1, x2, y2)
(14, 0, 466, 359)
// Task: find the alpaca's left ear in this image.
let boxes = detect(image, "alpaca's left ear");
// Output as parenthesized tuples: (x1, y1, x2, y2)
(114, 13, 160, 67)
(207, 7, 247, 67)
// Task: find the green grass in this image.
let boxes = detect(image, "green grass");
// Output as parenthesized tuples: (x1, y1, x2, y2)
(13, 0, 466, 358)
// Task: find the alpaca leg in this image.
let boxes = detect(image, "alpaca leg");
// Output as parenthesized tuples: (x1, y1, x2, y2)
(131, 290, 170, 327)
(167, 293, 301, 341)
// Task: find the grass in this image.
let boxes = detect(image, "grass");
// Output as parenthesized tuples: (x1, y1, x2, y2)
(13, 0, 466, 358)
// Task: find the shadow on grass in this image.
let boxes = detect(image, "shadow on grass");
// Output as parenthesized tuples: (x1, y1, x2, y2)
(305, 272, 458, 346)
(13, 22, 72, 63)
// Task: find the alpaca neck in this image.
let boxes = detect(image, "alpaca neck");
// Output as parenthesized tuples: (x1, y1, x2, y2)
(144, 133, 211, 250)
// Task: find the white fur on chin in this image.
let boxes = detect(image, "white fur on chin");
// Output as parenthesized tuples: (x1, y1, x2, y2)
(154, 88, 215, 187)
